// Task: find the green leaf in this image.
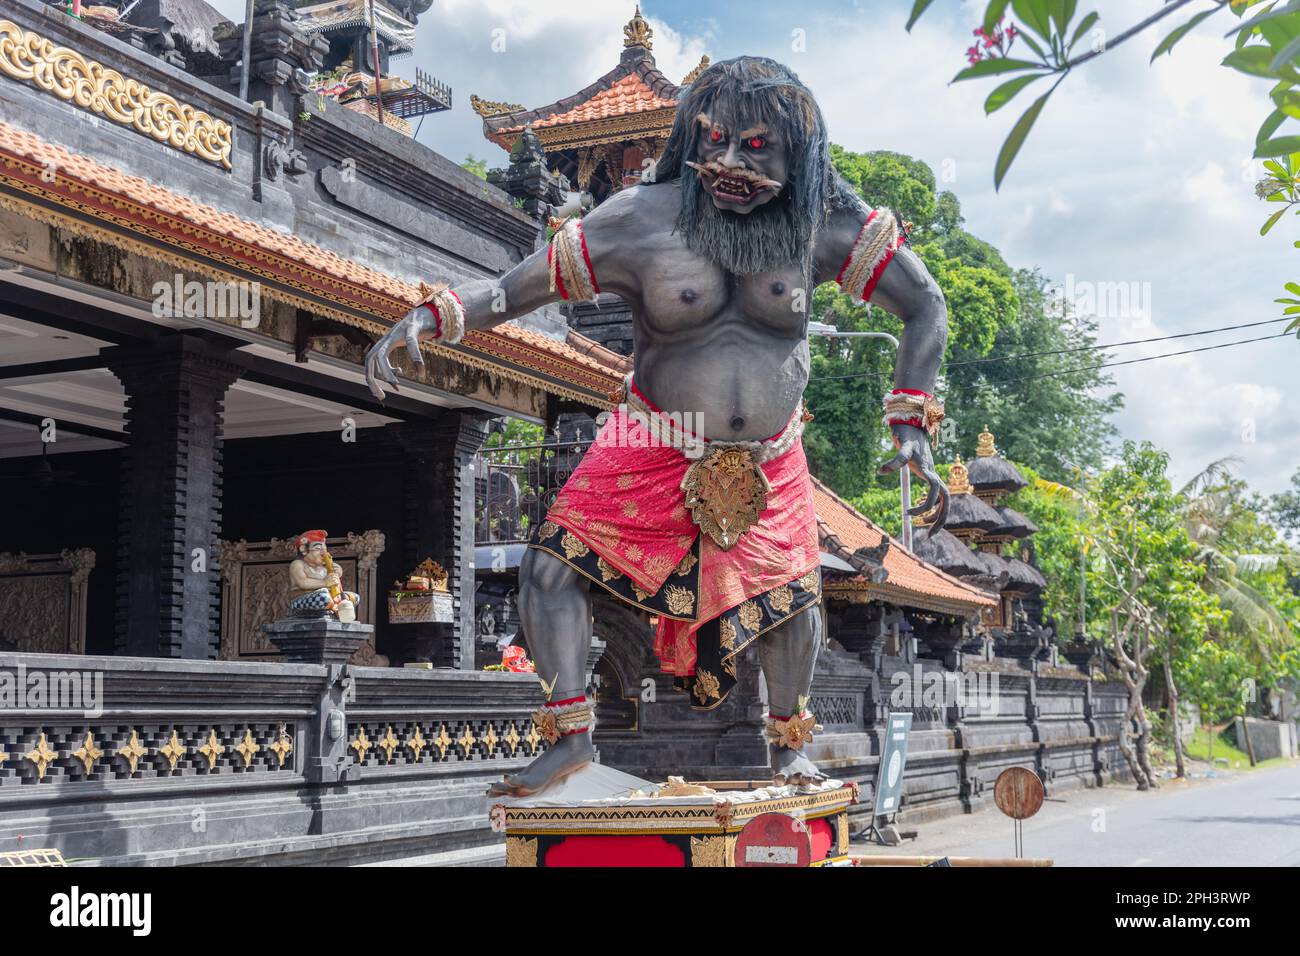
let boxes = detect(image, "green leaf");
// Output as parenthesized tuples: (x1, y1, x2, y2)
(1226, 0, 1300, 39)
(1070, 11, 1100, 51)
(1051, 0, 1078, 38)
(985, 0, 1012, 34)
(995, 86, 1056, 190)
(1012, 0, 1053, 40)
(1286, 282, 1300, 296)
(1258, 107, 1289, 145)
(953, 57, 1047, 82)
(1151, 9, 1219, 63)
(1271, 31, 1300, 72)
(906, 0, 937, 32)
(986, 72, 1048, 113)
(1255, 134, 1300, 156)
(1262, 207, 1287, 234)
(1017, 29, 1050, 60)
(1225, 45, 1300, 81)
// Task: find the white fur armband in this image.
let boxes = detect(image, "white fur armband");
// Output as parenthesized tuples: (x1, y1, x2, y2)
(548, 217, 601, 303)
(836, 208, 906, 303)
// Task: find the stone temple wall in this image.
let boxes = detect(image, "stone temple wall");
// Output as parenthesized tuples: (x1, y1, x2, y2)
(591, 613, 1133, 834)
(0, 651, 546, 865)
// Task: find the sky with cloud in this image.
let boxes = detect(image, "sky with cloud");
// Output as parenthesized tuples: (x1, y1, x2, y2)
(210, 0, 1300, 494)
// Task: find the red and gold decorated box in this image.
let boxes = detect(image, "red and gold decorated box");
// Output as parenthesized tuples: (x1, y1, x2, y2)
(493, 767, 858, 868)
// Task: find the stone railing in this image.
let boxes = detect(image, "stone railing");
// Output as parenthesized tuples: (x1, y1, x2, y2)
(0, 651, 544, 865)
(798, 649, 1131, 826)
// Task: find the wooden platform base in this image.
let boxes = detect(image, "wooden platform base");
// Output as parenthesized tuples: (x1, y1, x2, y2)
(498, 773, 859, 868)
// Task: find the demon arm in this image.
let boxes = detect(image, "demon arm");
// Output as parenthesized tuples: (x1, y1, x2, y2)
(365, 193, 636, 401)
(815, 204, 950, 533)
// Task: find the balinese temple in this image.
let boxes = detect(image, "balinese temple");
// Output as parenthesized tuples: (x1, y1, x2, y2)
(295, 0, 452, 135)
(473, 5, 709, 355)
(915, 428, 1052, 658)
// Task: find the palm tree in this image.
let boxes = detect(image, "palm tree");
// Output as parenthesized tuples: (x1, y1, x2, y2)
(1180, 460, 1299, 669)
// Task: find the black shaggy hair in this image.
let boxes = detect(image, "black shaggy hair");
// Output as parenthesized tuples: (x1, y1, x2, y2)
(654, 55, 859, 276)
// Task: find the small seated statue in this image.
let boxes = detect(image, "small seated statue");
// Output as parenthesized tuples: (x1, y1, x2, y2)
(288, 530, 360, 621)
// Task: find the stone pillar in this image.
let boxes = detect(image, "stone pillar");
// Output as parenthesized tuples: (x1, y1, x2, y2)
(388, 412, 489, 669)
(105, 335, 242, 659)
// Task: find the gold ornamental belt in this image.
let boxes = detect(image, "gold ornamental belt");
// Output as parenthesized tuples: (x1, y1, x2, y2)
(623, 376, 807, 551)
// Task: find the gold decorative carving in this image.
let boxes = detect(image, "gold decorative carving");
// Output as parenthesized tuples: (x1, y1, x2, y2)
(470, 94, 524, 117)
(836, 813, 849, 856)
(116, 729, 146, 774)
(948, 455, 974, 495)
(623, 4, 653, 49)
(689, 835, 731, 868)
(481, 723, 499, 757)
(197, 728, 224, 770)
(72, 731, 102, 775)
(524, 722, 542, 755)
(457, 724, 477, 757)
(160, 729, 185, 772)
(407, 725, 427, 761)
(0, 20, 233, 170)
(976, 425, 997, 458)
(350, 726, 372, 762)
(682, 447, 768, 550)
(681, 54, 710, 85)
(377, 725, 399, 763)
(268, 725, 293, 767)
(504, 836, 539, 867)
(432, 724, 452, 759)
(25, 732, 57, 780)
(235, 728, 260, 767)
(503, 722, 521, 756)
(218, 531, 386, 665)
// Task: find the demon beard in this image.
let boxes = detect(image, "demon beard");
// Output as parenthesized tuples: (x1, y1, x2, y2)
(675, 169, 814, 277)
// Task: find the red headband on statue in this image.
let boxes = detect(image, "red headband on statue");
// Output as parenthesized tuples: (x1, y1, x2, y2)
(296, 530, 328, 552)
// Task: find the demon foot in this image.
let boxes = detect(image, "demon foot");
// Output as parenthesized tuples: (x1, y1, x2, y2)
(770, 745, 827, 788)
(486, 733, 595, 798)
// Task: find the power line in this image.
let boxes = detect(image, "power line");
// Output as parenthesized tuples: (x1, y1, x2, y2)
(808, 329, 1293, 386)
(946, 331, 1293, 393)
(943, 316, 1294, 370)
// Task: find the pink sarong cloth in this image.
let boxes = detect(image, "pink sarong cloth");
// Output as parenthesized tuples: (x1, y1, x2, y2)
(542, 402, 820, 680)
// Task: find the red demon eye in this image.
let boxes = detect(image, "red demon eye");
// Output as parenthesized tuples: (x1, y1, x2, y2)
(709, 129, 723, 143)
(748, 137, 765, 150)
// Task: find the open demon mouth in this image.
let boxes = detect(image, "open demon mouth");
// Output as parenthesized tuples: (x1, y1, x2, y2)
(686, 161, 782, 206)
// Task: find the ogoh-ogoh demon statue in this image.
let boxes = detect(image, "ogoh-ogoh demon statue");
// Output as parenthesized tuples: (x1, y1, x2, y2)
(366, 56, 949, 796)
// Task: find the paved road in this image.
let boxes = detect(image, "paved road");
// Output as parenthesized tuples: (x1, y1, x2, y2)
(856, 762, 1300, 866)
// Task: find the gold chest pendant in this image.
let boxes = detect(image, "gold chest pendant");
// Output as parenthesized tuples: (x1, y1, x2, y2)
(681, 446, 771, 550)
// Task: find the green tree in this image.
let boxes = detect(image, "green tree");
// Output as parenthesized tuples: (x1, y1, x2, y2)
(461, 154, 489, 180)
(805, 147, 1119, 499)
(1079, 442, 1224, 788)
(944, 270, 1121, 480)
(1270, 466, 1300, 542)
(905, 0, 1300, 335)
(1181, 460, 1300, 669)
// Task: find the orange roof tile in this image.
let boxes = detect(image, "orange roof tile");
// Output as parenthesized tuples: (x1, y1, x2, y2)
(811, 477, 996, 614)
(498, 74, 676, 134)
(0, 119, 626, 402)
